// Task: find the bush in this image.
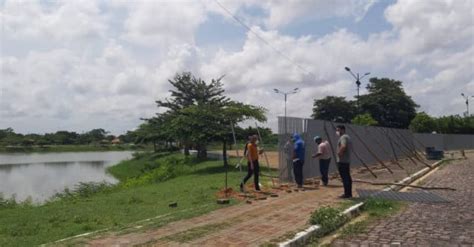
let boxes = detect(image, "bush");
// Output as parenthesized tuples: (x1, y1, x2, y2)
(122, 155, 196, 188)
(53, 181, 114, 200)
(0, 194, 33, 209)
(0, 194, 18, 209)
(309, 206, 348, 237)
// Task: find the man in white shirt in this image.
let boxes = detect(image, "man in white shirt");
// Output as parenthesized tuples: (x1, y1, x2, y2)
(312, 136, 331, 186)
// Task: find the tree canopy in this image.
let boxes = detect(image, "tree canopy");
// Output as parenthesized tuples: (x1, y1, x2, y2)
(311, 96, 356, 123)
(313, 77, 419, 129)
(351, 113, 379, 126)
(409, 112, 437, 133)
(358, 77, 418, 128)
(150, 72, 266, 158)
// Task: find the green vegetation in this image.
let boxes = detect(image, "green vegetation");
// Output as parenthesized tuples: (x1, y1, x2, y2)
(410, 113, 474, 134)
(312, 78, 418, 128)
(0, 144, 150, 153)
(361, 198, 403, 218)
(309, 207, 348, 237)
(142, 72, 266, 158)
(0, 152, 254, 246)
(311, 77, 473, 133)
(312, 96, 356, 123)
(351, 113, 379, 126)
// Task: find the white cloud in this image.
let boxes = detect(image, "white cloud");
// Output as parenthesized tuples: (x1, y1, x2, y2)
(1, 0, 107, 41)
(1, 0, 472, 134)
(118, 0, 207, 47)
(259, 0, 378, 28)
(200, 0, 473, 129)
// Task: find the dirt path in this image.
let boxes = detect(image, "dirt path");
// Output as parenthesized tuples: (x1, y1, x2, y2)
(68, 152, 446, 247)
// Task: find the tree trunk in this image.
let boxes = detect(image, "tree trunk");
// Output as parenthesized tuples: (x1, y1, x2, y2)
(184, 145, 190, 156)
(223, 140, 228, 193)
(197, 144, 207, 159)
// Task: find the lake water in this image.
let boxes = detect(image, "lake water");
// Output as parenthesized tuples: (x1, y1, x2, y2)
(0, 151, 133, 203)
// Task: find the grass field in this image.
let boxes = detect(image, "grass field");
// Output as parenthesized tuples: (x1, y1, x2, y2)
(0, 152, 256, 246)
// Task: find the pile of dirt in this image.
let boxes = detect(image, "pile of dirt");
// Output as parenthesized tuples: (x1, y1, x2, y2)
(216, 187, 245, 201)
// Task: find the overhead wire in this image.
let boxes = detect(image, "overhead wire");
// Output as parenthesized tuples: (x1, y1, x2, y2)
(213, 0, 318, 81)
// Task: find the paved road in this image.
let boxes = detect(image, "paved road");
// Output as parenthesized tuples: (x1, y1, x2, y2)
(333, 156, 474, 247)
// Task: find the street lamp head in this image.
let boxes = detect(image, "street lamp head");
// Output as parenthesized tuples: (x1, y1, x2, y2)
(274, 89, 279, 93)
(293, 88, 299, 93)
(345, 67, 351, 71)
(364, 72, 370, 76)
(461, 93, 465, 97)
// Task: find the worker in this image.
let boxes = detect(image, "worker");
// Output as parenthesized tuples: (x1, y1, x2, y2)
(292, 133, 305, 188)
(240, 135, 260, 192)
(312, 136, 331, 186)
(336, 125, 353, 198)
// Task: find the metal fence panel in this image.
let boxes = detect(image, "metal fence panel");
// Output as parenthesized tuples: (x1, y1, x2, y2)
(278, 117, 474, 182)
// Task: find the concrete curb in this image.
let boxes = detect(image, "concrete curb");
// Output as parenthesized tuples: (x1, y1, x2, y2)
(278, 159, 445, 247)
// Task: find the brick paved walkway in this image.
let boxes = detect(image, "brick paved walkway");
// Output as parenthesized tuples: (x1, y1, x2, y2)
(75, 155, 435, 247)
(333, 154, 474, 246)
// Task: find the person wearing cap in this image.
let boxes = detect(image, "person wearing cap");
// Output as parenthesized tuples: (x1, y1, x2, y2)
(312, 136, 331, 186)
(292, 133, 305, 188)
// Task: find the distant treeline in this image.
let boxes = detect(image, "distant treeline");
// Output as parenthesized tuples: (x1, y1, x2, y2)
(0, 128, 127, 147)
(0, 125, 277, 148)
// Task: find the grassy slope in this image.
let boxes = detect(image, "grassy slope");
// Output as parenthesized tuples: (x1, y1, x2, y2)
(0, 153, 250, 246)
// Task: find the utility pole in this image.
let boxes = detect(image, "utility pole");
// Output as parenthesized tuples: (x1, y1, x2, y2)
(274, 88, 299, 134)
(344, 67, 370, 111)
(460, 93, 473, 116)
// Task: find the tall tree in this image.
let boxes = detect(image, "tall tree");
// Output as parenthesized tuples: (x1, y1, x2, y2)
(155, 72, 266, 158)
(311, 96, 356, 123)
(359, 78, 418, 128)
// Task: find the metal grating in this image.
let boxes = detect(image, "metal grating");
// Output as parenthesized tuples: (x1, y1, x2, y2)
(357, 189, 450, 203)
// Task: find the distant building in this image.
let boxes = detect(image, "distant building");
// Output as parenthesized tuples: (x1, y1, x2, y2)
(111, 138, 121, 145)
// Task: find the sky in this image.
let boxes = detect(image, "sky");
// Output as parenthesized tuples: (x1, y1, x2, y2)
(1, 0, 473, 135)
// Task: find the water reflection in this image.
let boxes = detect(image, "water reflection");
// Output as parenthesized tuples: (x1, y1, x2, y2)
(0, 151, 132, 203)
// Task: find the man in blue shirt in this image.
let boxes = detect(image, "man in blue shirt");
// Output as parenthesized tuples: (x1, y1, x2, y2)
(292, 133, 305, 188)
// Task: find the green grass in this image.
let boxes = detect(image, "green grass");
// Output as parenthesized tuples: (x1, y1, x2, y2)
(0, 144, 151, 153)
(0, 153, 252, 246)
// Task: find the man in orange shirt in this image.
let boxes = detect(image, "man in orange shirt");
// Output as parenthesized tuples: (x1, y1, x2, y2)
(240, 135, 261, 192)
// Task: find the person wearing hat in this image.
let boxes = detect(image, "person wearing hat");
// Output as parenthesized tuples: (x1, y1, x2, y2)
(312, 136, 331, 186)
(292, 133, 306, 188)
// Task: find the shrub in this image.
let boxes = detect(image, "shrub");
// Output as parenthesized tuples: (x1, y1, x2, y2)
(309, 206, 348, 237)
(0, 194, 18, 209)
(53, 181, 114, 200)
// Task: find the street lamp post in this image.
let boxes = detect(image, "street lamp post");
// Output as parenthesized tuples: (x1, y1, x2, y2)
(274, 88, 299, 134)
(344, 67, 370, 111)
(461, 93, 473, 116)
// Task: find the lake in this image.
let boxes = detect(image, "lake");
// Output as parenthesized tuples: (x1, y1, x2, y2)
(0, 151, 133, 203)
